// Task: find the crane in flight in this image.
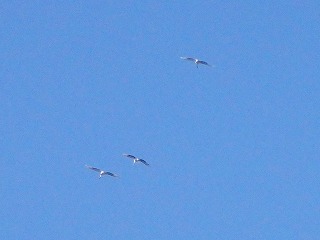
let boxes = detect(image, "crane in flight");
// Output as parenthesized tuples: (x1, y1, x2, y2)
(180, 57, 212, 68)
(85, 165, 119, 178)
(122, 154, 150, 166)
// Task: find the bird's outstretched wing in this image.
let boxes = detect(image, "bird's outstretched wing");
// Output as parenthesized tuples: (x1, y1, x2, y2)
(180, 57, 196, 62)
(198, 60, 211, 66)
(123, 153, 136, 159)
(139, 159, 150, 166)
(105, 172, 119, 177)
(85, 165, 102, 172)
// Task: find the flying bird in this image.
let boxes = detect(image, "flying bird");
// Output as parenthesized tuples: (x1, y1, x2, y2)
(123, 154, 150, 166)
(85, 165, 119, 178)
(180, 57, 212, 68)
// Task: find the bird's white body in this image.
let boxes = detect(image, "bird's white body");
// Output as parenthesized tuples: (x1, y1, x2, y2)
(99, 171, 107, 178)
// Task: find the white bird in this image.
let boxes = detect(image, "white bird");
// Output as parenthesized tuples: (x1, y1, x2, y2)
(85, 165, 119, 178)
(122, 154, 150, 166)
(180, 57, 212, 68)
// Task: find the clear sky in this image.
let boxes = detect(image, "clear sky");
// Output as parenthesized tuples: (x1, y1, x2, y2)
(1, 1, 320, 239)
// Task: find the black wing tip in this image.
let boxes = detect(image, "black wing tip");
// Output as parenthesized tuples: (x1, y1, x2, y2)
(105, 172, 119, 177)
(140, 160, 150, 166)
(123, 153, 136, 158)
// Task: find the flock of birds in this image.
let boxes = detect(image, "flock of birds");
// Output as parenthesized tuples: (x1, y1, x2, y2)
(86, 56, 212, 179)
(86, 153, 150, 178)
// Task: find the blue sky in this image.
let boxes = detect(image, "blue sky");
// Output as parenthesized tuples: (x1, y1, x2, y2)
(1, 1, 320, 239)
